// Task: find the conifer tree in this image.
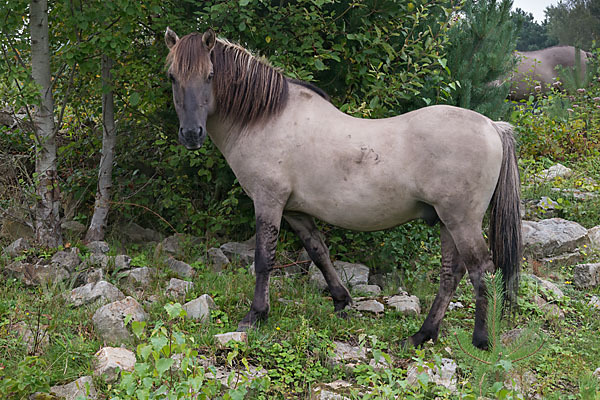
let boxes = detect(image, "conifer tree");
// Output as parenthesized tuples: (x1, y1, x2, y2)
(446, 0, 519, 120)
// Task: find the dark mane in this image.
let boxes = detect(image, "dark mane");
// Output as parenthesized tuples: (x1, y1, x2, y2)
(167, 34, 331, 127)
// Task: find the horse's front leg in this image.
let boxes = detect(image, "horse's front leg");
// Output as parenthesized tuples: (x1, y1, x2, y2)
(237, 199, 284, 331)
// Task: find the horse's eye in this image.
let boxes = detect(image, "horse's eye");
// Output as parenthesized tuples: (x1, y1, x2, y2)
(169, 74, 175, 83)
(208, 72, 214, 82)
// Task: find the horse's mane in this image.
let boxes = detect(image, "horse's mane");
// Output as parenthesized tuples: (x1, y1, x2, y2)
(167, 33, 329, 127)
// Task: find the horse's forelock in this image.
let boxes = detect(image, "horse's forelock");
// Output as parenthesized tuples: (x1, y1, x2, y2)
(166, 33, 212, 81)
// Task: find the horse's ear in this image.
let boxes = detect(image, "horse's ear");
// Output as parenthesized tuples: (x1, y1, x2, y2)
(165, 27, 179, 49)
(202, 29, 216, 52)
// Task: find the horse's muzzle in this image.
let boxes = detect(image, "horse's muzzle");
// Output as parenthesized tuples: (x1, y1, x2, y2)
(179, 127, 206, 150)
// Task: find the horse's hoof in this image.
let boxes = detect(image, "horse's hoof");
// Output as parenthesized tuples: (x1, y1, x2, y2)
(336, 310, 349, 319)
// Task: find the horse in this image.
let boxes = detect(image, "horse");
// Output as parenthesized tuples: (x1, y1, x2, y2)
(509, 45, 591, 101)
(164, 28, 522, 349)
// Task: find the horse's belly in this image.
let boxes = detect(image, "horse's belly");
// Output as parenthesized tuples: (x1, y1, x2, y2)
(285, 190, 424, 231)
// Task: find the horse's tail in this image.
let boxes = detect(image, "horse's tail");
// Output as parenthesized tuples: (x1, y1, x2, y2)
(490, 121, 522, 306)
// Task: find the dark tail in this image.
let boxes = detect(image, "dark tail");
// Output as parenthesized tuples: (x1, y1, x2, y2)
(490, 122, 522, 306)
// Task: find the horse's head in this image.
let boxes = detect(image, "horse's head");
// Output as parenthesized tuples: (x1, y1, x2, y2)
(165, 28, 216, 150)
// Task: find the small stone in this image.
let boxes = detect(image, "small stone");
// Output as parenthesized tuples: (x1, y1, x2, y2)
(588, 226, 600, 251)
(355, 299, 384, 314)
(87, 253, 109, 268)
(3, 237, 30, 257)
(536, 163, 572, 182)
(593, 367, 600, 380)
(589, 296, 600, 310)
(448, 301, 464, 311)
(541, 252, 583, 269)
(183, 294, 217, 322)
(386, 295, 421, 315)
(114, 254, 131, 270)
(51, 248, 81, 272)
(166, 278, 194, 298)
(85, 268, 104, 284)
(330, 341, 367, 364)
(527, 274, 564, 300)
(522, 218, 589, 259)
(534, 295, 564, 320)
(11, 261, 70, 286)
(572, 263, 600, 289)
(14, 322, 49, 354)
(50, 376, 97, 400)
(207, 247, 230, 271)
(167, 257, 195, 279)
(154, 234, 183, 258)
(121, 222, 162, 244)
(87, 241, 110, 254)
(61, 220, 87, 235)
(311, 380, 355, 400)
(120, 267, 154, 288)
(352, 284, 381, 296)
(407, 358, 457, 391)
(220, 241, 255, 266)
(92, 296, 148, 344)
(537, 196, 559, 211)
(68, 280, 125, 307)
(214, 331, 247, 347)
(94, 347, 136, 382)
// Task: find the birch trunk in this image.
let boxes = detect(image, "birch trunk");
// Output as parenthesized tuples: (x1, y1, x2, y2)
(30, 0, 62, 247)
(85, 55, 116, 242)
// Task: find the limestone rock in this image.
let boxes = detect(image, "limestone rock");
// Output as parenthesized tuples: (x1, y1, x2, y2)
(407, 358, 458, 391)
(166, 278, 194, 298)
(14, 322, 49, 354)
(214, 331, 247, 347)
(167, 257, 195, 279)
(94, 347, 136, 381)
(593, 367, 600, 381)
(121, 222, 162, 243)
(589, 296, 600, 311)
(330, 341, 367, 365)
(310, 380, 355, 400)
(86, 253, 109, 269)
(541, 252, 583, 269)
(522, 218, 589, 258)
(386, 294, 421, 315)
(352, 284, 381, 296)
(448, 301, 464, 311)
(309, 261, 369, 291)
(92, 296, 148, 344)
(183, 294, 217, 322)
(355, 299, 384, 314)
(50, 248, 81, 272)
(207, 247, 230, 271)
(220, 241, 255, 266)
(526, 274, 564, 300)
(120, 267, 154, 288)
(536, 163, 572, 182)
(588, 226, 600, 251)
(572, 263, 600, 289)
(534, 295, 564, 320)
(114, 254, 131, 270)
(7, 260, 69, 286)
(50, 376, 97, 400)
(61, 220, 87, 236)
(3, 237, 30, 257)
(87, 241, 110, 254)
(68, 280, 125, 307)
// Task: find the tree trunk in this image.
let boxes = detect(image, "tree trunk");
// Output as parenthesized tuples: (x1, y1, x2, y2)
(85, 55, 116, 242)
(30, 0, 62, 247)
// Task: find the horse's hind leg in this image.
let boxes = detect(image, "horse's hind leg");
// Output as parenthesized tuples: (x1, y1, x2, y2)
(443, 220, 495, 349)
(409, 224, 466, 347)
(284, 212, 352, 313)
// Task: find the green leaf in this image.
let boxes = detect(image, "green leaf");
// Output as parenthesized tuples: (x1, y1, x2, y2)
(239, 0, 250, 6)
(131, 320, 146, 339)
(165, 302, 186, 320)
(129, 92, 141, 107)
(155, 358, 174, 375)
(151, 336, 168, 353)
(314, 59, 326, 70)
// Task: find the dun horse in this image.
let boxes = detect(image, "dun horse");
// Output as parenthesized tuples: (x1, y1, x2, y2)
(165, 28, 522, 349)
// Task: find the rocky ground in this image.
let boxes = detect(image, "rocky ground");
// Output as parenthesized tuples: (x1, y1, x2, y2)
(1, 162, 600, 399)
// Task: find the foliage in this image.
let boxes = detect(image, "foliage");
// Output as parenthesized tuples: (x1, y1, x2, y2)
(445, 0, 519, 119)
(545, 0, 600, 50)
(512, 8, 558, 51)
(452, 273, 545, 399)
(512, 50, 600, 161)
(111, 303, 270, 399)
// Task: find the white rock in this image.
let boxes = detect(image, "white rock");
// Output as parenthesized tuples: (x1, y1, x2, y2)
(167, 257, 195, 279)
(330, 341, 367, 364)
(536, 163, 572, 182)
(120, 267, 155, 288)
(68, 280, 125, 307)
(214, 331, 247, 347)
(114, 254, 131, 270)
(50, 376, 97, 400)
(92, 296, 148, 344)
(589, 296, 600, 310)
(311, 380, 355, 400)
(572, 263, 600, 289)
(166, 278, 194, 298)
(94, 347, 136, 381)
(527, 274, 564, 300)
(309, 261, 369, 290)
(87, 241, 110, 254)
(386, 295, 421, 315)
(352, 284, 381, 296)
(407, 358, 458, 391)
(355, 299, 384, 314)
(448, 301, 464, 311)
(522, 218, 589, 259)
(3, 237, 30, 257)
(588, 226, 600, 251)
(183, 294, 217, 322)
(207, 247, 230, 271)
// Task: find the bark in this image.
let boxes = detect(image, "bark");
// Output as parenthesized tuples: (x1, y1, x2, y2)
(30, 0, 62, 247)
(85, 55, 116, 242)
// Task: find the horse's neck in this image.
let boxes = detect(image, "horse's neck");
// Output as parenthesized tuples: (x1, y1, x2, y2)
(206, 115, 238, 154)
